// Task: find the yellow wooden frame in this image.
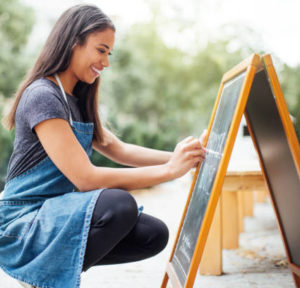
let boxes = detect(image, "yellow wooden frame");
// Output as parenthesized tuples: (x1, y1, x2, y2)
(161, 54, 261, 288)
(262, 55, 300, 174)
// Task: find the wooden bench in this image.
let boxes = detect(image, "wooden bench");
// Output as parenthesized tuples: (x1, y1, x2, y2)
(199, 170, 267, 275)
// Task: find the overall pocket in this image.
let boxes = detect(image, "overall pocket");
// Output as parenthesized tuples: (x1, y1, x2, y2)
(0, 201, 40, 241)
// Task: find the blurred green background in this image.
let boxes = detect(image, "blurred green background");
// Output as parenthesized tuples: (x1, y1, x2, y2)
(0, 0, 299, 190)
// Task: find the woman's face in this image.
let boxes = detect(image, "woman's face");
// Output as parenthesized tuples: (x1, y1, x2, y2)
(69, 28, 115, 84)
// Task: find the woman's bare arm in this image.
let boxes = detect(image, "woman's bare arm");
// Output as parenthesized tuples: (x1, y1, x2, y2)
(35, 119, 205, 192)
(92, 127, 172, 167)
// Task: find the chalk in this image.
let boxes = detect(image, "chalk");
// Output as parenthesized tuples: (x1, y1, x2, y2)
(205, 148, 223, 157)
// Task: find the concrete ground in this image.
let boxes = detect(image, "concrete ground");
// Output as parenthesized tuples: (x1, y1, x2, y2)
(0, 173, 295, 288)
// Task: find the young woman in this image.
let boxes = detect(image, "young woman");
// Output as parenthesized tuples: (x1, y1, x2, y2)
(0, 4, 206, 288)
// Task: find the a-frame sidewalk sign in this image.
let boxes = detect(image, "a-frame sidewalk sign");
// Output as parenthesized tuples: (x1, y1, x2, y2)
(161, 54, 300, 288)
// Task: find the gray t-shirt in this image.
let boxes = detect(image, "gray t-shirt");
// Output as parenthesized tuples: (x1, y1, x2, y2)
(6, 78, 84, 182)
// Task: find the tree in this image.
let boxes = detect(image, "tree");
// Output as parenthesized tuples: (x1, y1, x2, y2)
(279, 63, 300, 139)
(0, 0, 35, 98)
(0, 104, 14, 188)
(0, 0, 35, 189)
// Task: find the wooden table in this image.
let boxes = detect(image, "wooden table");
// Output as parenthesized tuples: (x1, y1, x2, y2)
(199, 170, 267, 275)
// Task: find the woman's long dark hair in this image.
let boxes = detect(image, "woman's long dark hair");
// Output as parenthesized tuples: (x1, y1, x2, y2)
(3, 4, 115, 143)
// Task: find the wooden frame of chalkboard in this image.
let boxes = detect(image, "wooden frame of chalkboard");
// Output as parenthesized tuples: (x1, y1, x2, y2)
(161, 54, 262, 288)
(245, 54, 300, 287)
(262, 55, 300, 171)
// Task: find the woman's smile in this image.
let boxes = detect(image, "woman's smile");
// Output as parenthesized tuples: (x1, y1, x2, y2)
(91, 65, 103, 77)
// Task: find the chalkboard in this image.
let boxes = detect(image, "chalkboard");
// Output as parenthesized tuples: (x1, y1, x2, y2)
(246, 69, 300, 265)
(171, 71, 247, 286)
(162, 54, 299, 288)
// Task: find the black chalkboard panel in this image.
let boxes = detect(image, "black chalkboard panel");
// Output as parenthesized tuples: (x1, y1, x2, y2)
(246, 69, 300, 265)
(171, 72, 247, 286)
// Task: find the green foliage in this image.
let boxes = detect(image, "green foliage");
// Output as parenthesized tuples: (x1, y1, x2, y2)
(0, 102, 14, 190)
(0, 0, 34, 189)
(0, 0, 35, 98)
(279, 64, 300, 139)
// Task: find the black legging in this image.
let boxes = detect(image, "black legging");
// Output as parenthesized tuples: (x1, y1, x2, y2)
(82, 188, 169, 272)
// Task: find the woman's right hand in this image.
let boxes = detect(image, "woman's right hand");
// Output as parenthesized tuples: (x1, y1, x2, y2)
(165, 136, 206, 179)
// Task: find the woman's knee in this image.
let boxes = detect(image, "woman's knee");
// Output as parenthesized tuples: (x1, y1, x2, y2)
(100, 188, 139, 224)
(152, 219, 169, 253)
(140, 214, 169, 255)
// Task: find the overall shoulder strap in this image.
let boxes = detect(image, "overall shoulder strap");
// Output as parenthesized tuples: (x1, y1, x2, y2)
(54, 73, 73, 126)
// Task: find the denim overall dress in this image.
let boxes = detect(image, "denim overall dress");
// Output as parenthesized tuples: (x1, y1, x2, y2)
(0, 75, 104, 288)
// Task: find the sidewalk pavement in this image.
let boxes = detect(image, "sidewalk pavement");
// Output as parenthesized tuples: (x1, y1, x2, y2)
(0, 174, 294, 288)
